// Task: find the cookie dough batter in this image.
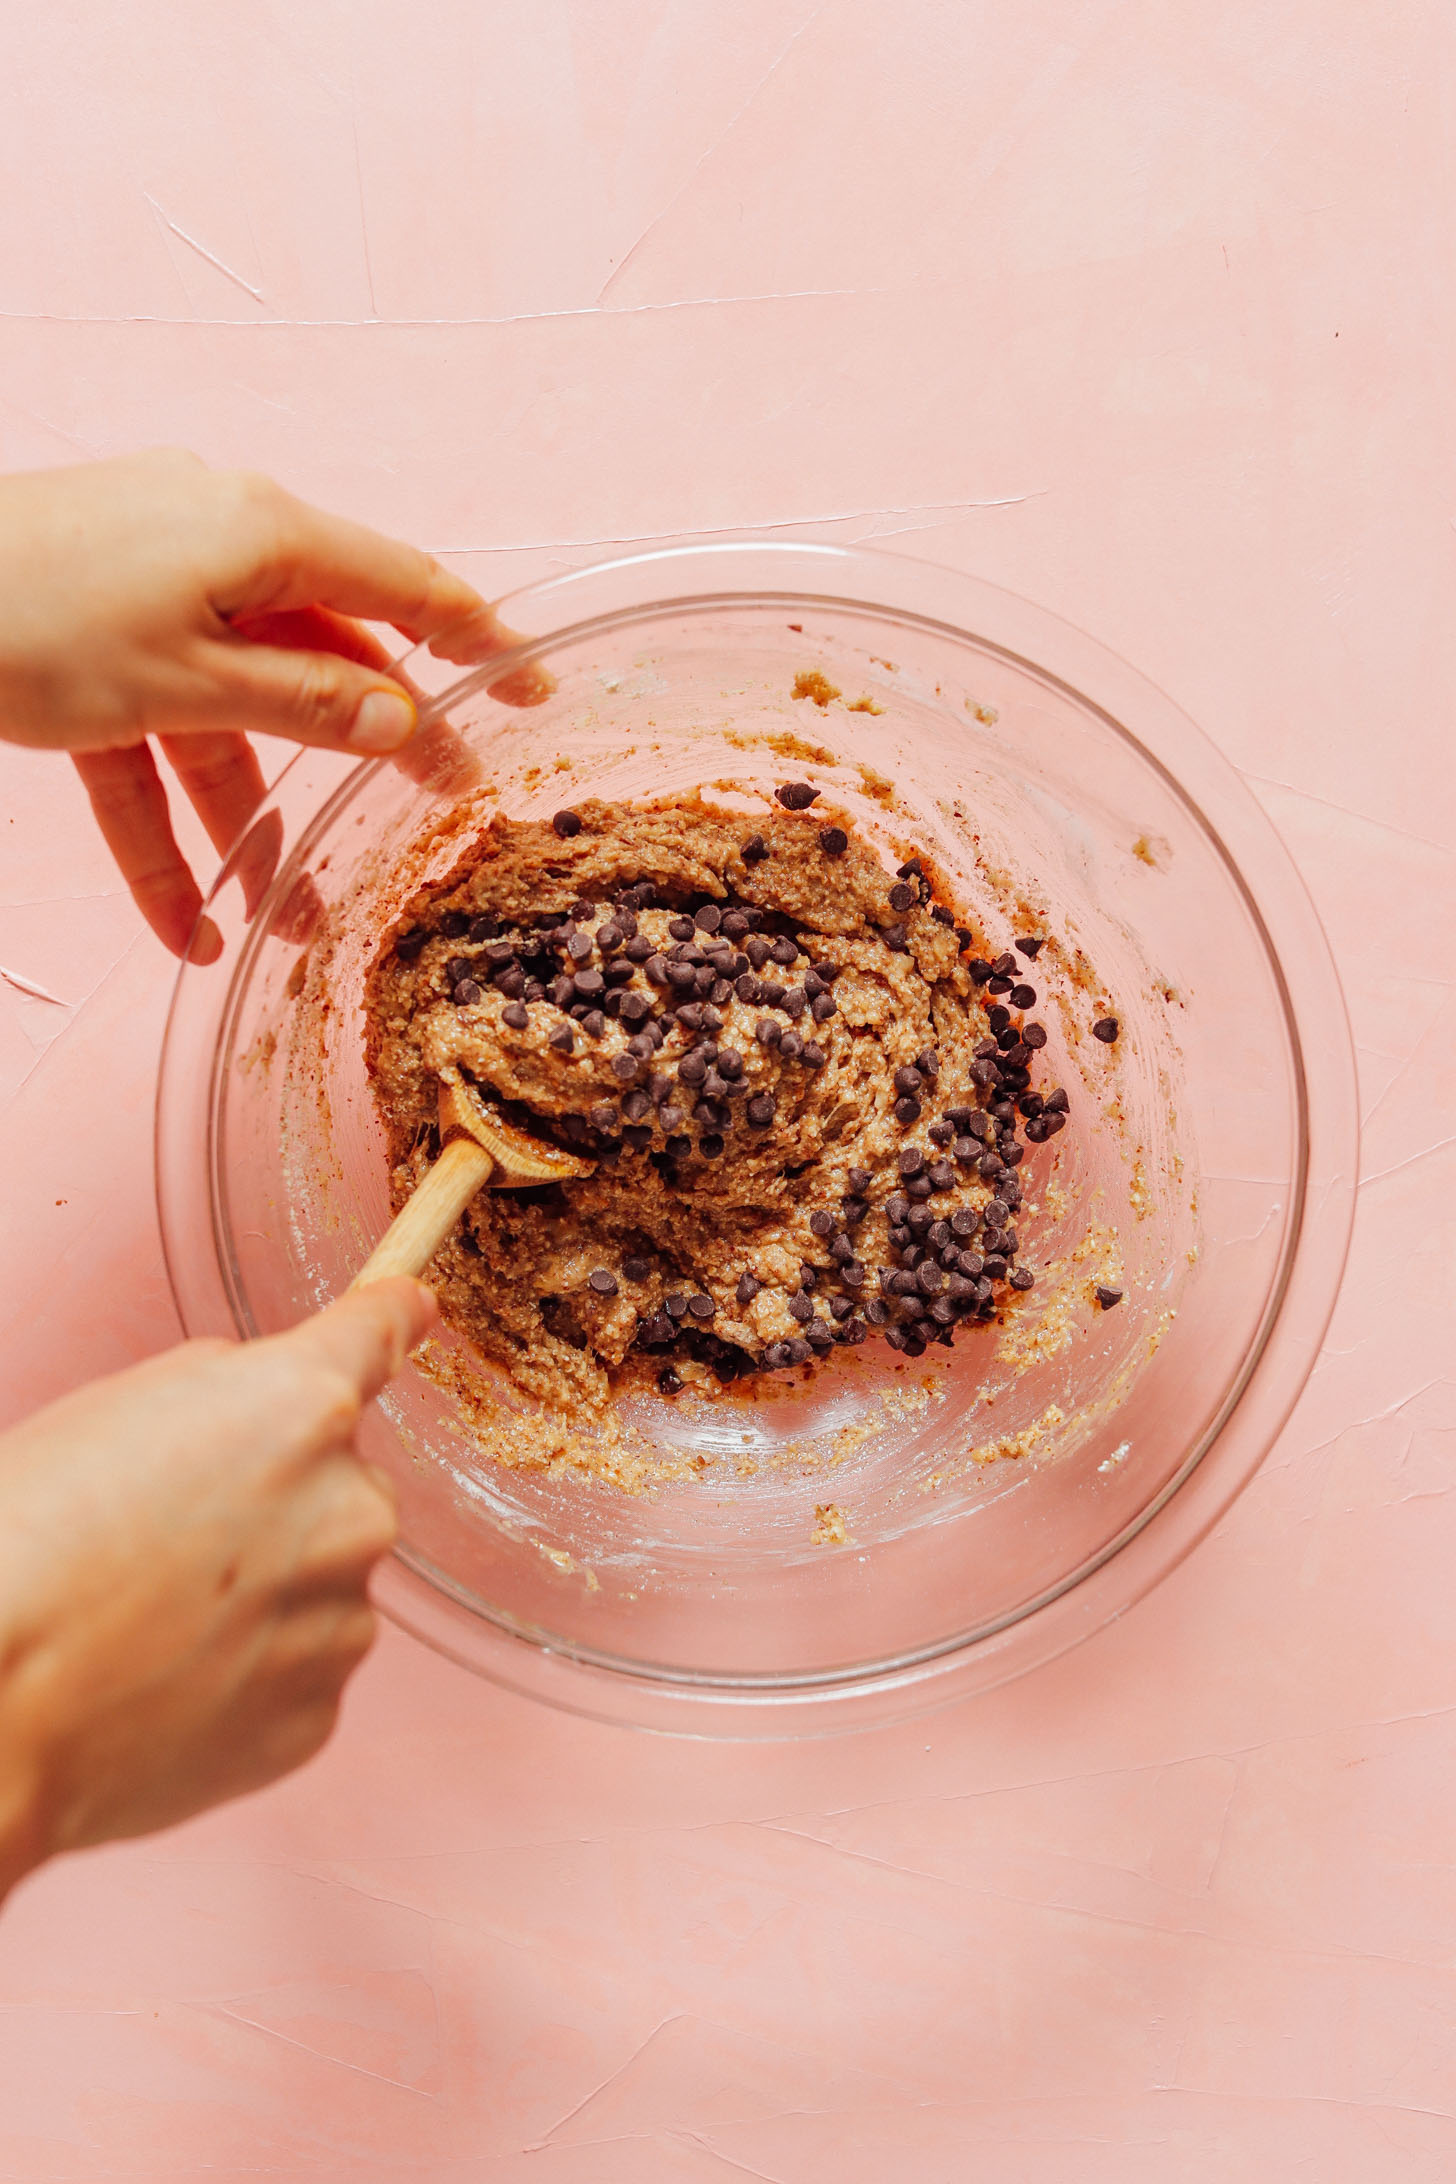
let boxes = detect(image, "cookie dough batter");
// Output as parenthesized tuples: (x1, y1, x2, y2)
(365, 792, 1064, 1413)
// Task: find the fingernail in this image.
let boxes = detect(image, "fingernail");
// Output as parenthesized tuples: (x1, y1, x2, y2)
(351, 690, 417, 753)
(188, 917, 224, 965)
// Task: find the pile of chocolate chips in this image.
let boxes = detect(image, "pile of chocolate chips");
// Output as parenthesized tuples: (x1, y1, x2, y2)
(393, 801, 1092, 1390)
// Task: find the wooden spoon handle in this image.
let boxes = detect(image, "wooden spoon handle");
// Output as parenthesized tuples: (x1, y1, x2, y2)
(351, 1137, 495, 1289)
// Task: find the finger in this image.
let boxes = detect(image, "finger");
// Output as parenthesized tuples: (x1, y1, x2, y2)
(210, 483, 490, 650)
(202, 634, 420, 756)
(279, 1279, 438, 1404)
(158, 732, 278, 920)
(229, 603, 395, 672)
(71, 747, 222, 963)
(214, 491, 553, 706)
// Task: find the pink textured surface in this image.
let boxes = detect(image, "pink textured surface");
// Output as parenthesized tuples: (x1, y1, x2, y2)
(1, 3, 1453, 2175)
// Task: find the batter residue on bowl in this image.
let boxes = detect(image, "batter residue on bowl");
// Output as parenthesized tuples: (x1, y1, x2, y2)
(364, 789, 1071, 1415)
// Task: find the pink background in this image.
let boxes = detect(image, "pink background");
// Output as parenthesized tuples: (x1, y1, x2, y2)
(2, 3, 1454, 2175)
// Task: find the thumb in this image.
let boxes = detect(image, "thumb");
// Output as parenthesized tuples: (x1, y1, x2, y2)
(201, 633, 421, 755)
(279, 1279, 439, 1403)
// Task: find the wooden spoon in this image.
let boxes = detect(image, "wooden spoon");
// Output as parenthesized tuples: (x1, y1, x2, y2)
(352, 1070, 596, 1288)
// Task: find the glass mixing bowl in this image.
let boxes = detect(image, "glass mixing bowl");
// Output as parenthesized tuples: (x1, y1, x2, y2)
(157, 541, 1357, 1735)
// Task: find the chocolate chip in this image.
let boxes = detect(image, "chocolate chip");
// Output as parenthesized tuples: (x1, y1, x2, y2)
(501, 1001, 529, 1029)
(549, 1022, 575, 1054)
(618, 1090, 650, 1122)
(1015, 935, 1044, 958)
(907, 1175, 933, 1200)
(845, 1166, 872, 1195)
(589, 1099, 618, 1132)
(580, 1009, 605, 1039)
(395, 926, 429, 960)
(968, 958, 994, 984)
(614, 992, 649, 1026)
(453, 978, 483, 1006)
(736, 1271, 761, 1305)
(897, 858, 924, 880)
(1010, 1267, 1035, 1291)
(780, 1029, 804, 1060)
(883, 1325, 908, 1352)
(1043, 1112, 1066, 1137)
(663, 916, 692, 942)
(819, 826, 848, 857)
(888, 881, 916, 913)
(927, 1160, 955, 1191)
(808, 1210, 835, 1238)
(678, 1052, 708, 1087)
(753, 1019, 782, 1052)
(956, 1250, 984, 1278)
(722, 911, 750, 940)
(928, 1120, 954, 1147)
(978, 1151, 1005, 1179)
(1044, 1087, 1070, 1113)
(882, 922, 909, 952)
(800, 1042, 826, 1069)
(586, 1268, 619, 1296)
(807, 992, 834, 1023)
(893, 1096, 922, 1126)
(1010, 984, 1036, 1009)
(1095, 1285, 1124, 1309)
(798, 1264, 818, 1291)
(698, 1132, 724, 1157)
(552, 810, 582, 837)
(744, 935, 772, 970)
(735, 974, 761, 1005)
(885, 1193, 909, 1224)
(930, 905, 955, 929)
(610, 1053, 640, 1084)
(898, 1148, 924, 1177)
(693, 904, 721, 933)
(569, 967, 604, 1002)
(657, 1365, 683, 1393)
(787, 1292, 814, 1322)
(1024, 1117, 1048, 1143)
(441, 910, 471, 938)
(1092, 1017, 1120, 1043)
(775, 781, 820, 810)
(841, 1196, 868, 1225)
(742, 834, 770, 864)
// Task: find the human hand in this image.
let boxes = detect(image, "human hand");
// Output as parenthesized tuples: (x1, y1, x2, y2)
(0, 1278, 437, 1897)
(0, 450, 546, 958)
